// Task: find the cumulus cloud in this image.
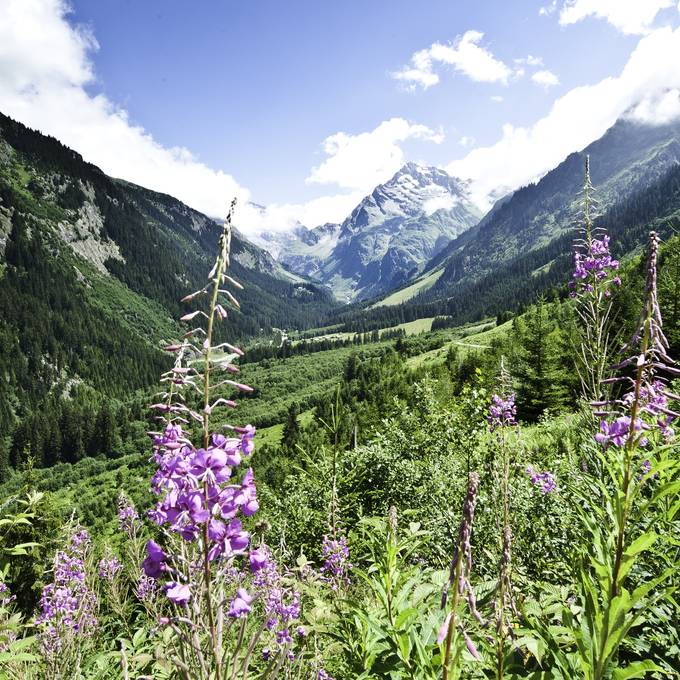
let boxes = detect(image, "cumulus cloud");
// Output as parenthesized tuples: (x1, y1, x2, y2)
(391, 30, 512, 90)
(539, 2, 558, 17)
(532, 69, 560, 88)
(626, 88, 680, 125)
(446, 26, 680, 208)
(558, 0, 674, 35)
(515, 55, 544, 67)
(306, 118, 443, 192)
(0, 0, 272, 228)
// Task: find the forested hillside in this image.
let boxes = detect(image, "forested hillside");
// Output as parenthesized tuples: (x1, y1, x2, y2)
(0, 112, 336, 474)
(331, 124, 680, 333)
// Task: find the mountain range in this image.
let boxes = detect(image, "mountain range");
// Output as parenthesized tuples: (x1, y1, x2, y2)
(328, 115, 680, 332)
(0, 111, 337, 436)
(270, 163, 481, 302)
(3, 106, 680, 421)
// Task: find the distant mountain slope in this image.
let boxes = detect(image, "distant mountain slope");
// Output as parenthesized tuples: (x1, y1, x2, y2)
(0, 111, 336, 434)
(330, 117, 680, 331)
(277, 163, 481, 301)
(423, 118, 680, 295)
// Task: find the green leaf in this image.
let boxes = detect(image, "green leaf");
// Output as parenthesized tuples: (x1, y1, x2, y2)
(623, 532, 657, 559)
(611, 660, 667, 679)
(0, 652, 36, 663)
(132, 627, 148, 648)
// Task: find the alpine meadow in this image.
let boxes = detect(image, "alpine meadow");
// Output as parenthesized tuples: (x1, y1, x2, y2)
(2, 1, 680, 679)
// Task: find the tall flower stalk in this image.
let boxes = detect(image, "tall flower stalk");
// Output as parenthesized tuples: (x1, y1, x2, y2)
(144, 200, 276, 679)
(36, 525, 98, 679)
(488, 362, 519, 680)
(546, 231, 680, 679)
(570, 156, 621, 406)
(440, 472, 482, 679)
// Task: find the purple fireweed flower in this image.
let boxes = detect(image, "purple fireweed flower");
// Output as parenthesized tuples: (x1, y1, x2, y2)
(596, 233, 678, 448)
(117, 493, 140, 535)
(569, 233, 620, 298)
(253, 557, 301, 644)
(136, 573, 158, 602)
(36, 527, 97, 655)
(0, 581, 15, 608)
(147, 423, 258, 561)
(98, 555, 123, 582)
(319, 534, 352, 589)
(228, 588, 253, 618)
(142, 540, 168, 578)
(191, 447, 231, 484)
(595, 417, 648, 449)
(526, 465, 557, 494)
(165, 582, 191, 606)
(488, 393, 517, 430)
(317, 670, 334, 680)
(249, 547, 269, 573)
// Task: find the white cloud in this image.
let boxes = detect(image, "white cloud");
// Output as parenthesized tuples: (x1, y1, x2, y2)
(532, 69, 560, 88)
(307, 118, 443, 192)
(515, 55, 544, 67)
(392, 30, 512, 90)
(490, 95, 505, 103)
(458, 135, 475, 148)
(446, 26, 680, 209)
(423, 194, 456, 215)
(539, 2, 558, 17)
(245, 192, 366, 235)
(0, 0, 265, 226)
(626, 88, 680, 125)
(0, 0, 371, 235)
(558, 0, 674, 35)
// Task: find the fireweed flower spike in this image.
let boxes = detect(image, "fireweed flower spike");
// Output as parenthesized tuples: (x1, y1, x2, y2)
(553, 232, 680, 680)
(319, 534, 352, 590)
(441, 472, 482, 680)
(488, 365, 521, 679)
(596, 232, 679, 452)
(525, 465, 557, 494)
(141, 200, 277, 679)
(36, 526, 97, 676)
(570, 157, 621, 405)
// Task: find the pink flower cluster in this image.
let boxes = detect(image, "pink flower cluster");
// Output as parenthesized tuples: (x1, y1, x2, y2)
(569, 234, 621, 298)
(143, 422, 258, 605)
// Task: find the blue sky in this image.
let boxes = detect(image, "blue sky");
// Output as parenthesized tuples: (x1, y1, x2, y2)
(2, 0, 680, 235)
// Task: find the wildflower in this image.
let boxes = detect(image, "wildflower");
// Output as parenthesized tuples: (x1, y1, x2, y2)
(142, 540, 168, 578)
(117, 493, 140, 535)
(249, 547, 269, 573)
(488, 393, 517, 430)
(98, 555, 123, 582)
(0, 581, 15, 608)
(319, 534, 352, 589)
(36, 527, 97, 656)
(136, 573, 157, 602)
(595, 233, 679, 445)
(595, 417, 648, 448)
(526, 465, 557, 494)
(165, 582, 191, 606)
(569, 233, 620, 298)
(253, 558, 301, 644)
(227, 588, 253, 618)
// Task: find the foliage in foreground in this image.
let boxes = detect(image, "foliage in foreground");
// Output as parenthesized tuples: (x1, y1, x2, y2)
(0, 187, 679, 678)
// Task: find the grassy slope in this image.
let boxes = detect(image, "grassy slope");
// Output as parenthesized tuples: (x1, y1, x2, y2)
(0, 314, 510, 530)
(370, 268, 444, 308)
